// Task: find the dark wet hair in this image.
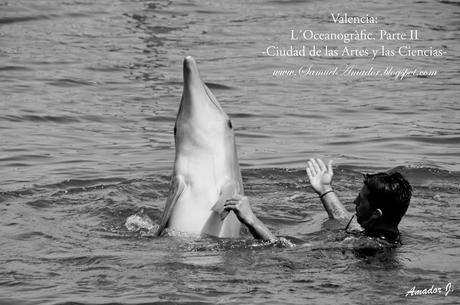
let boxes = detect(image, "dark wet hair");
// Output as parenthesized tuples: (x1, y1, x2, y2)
(363, 172, 412, 227)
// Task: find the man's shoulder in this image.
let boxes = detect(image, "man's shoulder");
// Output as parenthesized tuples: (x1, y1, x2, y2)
(356, 233, 399, 246)
(344, 231, 401, 251)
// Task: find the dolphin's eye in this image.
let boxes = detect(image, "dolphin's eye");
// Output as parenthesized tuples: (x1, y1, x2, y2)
(174, 125, 177, 135)
(227, 120, 233, 129)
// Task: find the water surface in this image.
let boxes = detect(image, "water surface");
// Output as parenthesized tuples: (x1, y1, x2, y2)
(1, 0, 459, 304)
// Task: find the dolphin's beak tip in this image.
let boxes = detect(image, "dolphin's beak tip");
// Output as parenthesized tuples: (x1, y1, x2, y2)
(183, 56, 199, 83)
(183, 56, 196, 71)
(184, 55, 195, 63)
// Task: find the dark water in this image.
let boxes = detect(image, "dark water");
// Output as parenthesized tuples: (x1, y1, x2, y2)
(1, 0, 459, 304)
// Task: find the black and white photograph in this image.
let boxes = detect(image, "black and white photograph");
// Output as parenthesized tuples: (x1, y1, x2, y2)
(1, 0, 459, 304)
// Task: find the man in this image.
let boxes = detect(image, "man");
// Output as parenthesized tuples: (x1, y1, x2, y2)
(224, 158, 412, 245)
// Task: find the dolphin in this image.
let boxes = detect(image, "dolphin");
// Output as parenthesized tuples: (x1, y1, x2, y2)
(156, 56, 243, 238)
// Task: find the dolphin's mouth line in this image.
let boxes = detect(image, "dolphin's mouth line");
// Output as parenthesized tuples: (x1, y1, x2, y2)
(203, 81, 224, 112)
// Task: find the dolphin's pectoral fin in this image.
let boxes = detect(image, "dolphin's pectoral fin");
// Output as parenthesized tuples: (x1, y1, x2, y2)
(156, 175, 186, 236)
(211, 180, 239, 220)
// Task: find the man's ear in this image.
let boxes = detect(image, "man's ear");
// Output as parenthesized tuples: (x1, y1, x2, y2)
(373, 208, 383, 218)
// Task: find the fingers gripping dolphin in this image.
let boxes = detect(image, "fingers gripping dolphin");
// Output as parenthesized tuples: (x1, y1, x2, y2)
(156, 56, 243, 237)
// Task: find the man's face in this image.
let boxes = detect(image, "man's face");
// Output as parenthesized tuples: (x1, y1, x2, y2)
(354, 185, 374, 228)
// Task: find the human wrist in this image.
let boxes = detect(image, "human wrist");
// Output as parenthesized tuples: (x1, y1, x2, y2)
(319, 189, 334, 199)
(318, 186, 333, 196)
(312, 184, 332, 195)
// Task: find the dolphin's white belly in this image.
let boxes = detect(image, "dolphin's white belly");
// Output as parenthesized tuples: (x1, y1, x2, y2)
(166, 153, 241, 236)
(167, 182, 218, 234)
(168, 156, 221, 230)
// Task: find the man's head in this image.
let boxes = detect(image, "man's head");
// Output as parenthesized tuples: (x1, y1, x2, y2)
(354, 172, 412, 231)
